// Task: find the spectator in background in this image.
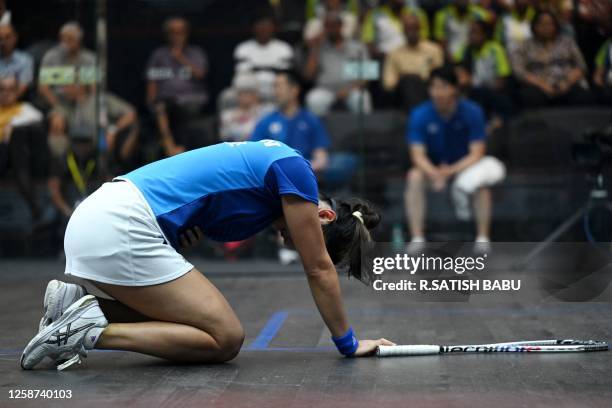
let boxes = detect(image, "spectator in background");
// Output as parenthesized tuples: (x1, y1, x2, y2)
(304, 12, 372, 116)
(534, 0, 575, 37)
(361, 0, 430, 58)
(457, 20, 513, 133)
(434, 0, 493, 61)
(233, 15, 293, 102)
(219, 73, 274, 142)
(0, 76, 46, 223)
(383, 13, 444, 111)
(0, 24, 33, 100)
(251, 70, 330, 173)
(38, 22, 95, 158)
(55, 82, 138, 175)
(404, 66, 505, 253)
(146, 17, 208, 157)
(304, 0, 358, 45)
(593, 38, 612, 105)
(511, 11, 592, 107)
(494, 0, 535, 54)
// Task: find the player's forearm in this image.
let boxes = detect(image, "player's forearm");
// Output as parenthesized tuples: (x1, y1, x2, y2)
(306, 268, 350, 338)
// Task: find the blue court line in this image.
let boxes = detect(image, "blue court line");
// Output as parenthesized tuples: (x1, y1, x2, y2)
(246, 311, 289, 350)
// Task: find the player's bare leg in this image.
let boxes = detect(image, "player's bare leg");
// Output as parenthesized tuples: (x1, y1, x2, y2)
(92, 268, 244, 363)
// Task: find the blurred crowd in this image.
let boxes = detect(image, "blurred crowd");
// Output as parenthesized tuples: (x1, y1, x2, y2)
(1, 0, 611, 257)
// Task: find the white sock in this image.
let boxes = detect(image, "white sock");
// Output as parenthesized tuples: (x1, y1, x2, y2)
(84, 327, 106, 350)
(411, 236, 426, 243)
(475, 235, 490, 243)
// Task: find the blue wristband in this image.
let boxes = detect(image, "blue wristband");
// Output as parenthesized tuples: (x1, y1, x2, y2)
(332, 326, 359, 356)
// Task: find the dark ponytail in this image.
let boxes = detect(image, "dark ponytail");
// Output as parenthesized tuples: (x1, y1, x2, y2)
(321, 195, 380, 285)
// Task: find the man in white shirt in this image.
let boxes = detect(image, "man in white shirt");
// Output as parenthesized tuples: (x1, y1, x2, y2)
(233, 15, 294, 101)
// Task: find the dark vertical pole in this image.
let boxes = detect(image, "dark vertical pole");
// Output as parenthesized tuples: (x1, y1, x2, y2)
(95, 0, 107, 173)
(358, 48, 365, 197)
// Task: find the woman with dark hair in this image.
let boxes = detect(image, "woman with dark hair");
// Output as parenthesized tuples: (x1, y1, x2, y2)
(21, 139, 394, 370)
(510, 10, 592, 107)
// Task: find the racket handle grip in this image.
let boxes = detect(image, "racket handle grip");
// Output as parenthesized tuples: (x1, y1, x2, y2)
(377, 345, 441, 357)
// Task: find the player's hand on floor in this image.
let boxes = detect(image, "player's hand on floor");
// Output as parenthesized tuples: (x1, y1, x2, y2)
(179, 226, 204, 248)
(353, 338, 396, 357)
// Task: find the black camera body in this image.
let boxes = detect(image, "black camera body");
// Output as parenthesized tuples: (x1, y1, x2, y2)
(572, 125, 612, 172)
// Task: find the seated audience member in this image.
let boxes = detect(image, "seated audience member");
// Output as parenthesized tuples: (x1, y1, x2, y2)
(304, 0, 358, 45)
(304, 12, 372, 116)
(594, 38, 612, 105)
(457, 20, 513, 132)
(219, 73, 274, 142)
(511, 11, 592, 107)
(38, 22, 95, 158)
(383, 14, 444, 111)
(404, 66, 506, 253)
(251, 70, 330, 173)
(494, 0, 535, 53)
(52, 82, 138, 175)
(0, 76, 46, 222)
(0, 24, 33, 100)
(232, 15, 293, 102)
(146, 17, 209, 157)
(434, 0, 493, 61)
(361, 0, 430, 58)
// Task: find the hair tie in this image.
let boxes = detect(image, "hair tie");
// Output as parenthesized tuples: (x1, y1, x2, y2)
(352, 211, 364, 225)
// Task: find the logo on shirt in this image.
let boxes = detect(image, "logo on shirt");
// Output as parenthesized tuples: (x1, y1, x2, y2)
(297, 121, 308, 131)
(427, 123, 439, 134)
(269, 122, 283, 134)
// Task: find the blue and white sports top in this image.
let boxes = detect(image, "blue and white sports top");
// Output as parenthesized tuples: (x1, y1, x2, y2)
(118, 140, 319, 248)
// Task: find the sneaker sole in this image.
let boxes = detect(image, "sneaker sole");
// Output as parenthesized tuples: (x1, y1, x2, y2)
(21, 295, 97, 370)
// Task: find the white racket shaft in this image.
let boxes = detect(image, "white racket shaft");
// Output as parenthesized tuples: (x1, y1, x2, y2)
(377, 345, 440, 356)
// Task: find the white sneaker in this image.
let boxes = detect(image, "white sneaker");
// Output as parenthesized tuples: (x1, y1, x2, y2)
(406, 237, 426, 255)
(39, 280, 87, 332)
(279, 248, 299, 265)
(473, 237, 492, 255)
(21, 295, 108, 370)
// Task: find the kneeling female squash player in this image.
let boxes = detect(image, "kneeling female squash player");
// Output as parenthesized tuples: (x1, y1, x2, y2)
(21, 139, 394, 369)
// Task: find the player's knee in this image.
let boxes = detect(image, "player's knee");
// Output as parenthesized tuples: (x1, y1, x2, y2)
(213, 323, 245, 362)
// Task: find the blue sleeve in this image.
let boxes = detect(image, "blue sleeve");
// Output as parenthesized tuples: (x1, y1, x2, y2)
(406, 108, 426, 145)
(467, 103, 487, 142)
(312, 116, 331, 149)
(250, 117, 268, 141)
(268, 156, 319, 205)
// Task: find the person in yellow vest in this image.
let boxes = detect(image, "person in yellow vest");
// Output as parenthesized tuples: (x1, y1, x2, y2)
(434, 0, 493, 61)
(361, 0, 430, 58)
